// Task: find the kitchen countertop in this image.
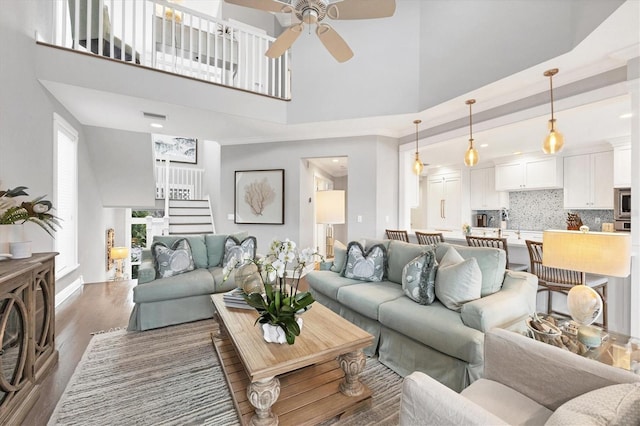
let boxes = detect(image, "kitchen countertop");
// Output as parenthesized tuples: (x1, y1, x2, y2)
(412, 228, 542, 247)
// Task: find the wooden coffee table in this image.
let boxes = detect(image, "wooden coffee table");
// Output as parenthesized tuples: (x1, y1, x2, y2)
(210, 293, 374, 425)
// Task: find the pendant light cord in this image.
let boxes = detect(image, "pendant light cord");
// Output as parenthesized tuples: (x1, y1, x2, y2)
(468, 102, 473, 147)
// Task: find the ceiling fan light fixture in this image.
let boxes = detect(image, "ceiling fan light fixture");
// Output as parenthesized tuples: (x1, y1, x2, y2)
(542, 68, 564, 154)
(413, 119, 424, 175)
(464, 99, 478, 167)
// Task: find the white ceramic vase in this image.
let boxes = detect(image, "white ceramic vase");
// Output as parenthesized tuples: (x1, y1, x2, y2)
(0, 224, 25, 254)
(262, 317, 303, 344)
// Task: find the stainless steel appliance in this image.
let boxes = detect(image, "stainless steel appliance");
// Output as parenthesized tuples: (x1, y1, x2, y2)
(476, 214, 487, 227)
(614, 187, 631, 231)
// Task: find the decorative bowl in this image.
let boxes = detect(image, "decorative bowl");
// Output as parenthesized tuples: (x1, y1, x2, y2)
(526, 315, 562, 343)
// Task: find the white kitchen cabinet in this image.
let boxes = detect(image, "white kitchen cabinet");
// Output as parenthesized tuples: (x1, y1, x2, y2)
(613, 144, 631, 188)
(470, 167, 509, 210)
(427, 172, 461, 230)
(495, 156, 563, 191)
(563, 151, 613, 209)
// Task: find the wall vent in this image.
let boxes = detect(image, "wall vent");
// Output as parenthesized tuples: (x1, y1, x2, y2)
(143, 111, 167, 120)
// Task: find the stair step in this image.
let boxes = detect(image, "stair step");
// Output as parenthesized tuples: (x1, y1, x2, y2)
(169, 216, 213, 224)
(169, 207, 211, 216)
(169, 199, 210, 208)
(169, 223, 214, 233)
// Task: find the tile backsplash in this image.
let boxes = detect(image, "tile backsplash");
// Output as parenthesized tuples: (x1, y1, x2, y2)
(476, 189, 614, 232)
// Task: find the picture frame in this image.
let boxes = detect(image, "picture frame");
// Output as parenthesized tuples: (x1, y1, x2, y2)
(234, 169, 285, 225)
(153, 134, 197, 164)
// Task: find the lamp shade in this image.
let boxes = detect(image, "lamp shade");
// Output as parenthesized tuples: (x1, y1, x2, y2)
(542, 230, 631, 277)
(110, 246, 129, 260)
(316, 190, 345, 224)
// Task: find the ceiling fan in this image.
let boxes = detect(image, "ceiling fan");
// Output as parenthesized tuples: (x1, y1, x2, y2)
(224, 0, 396, 62)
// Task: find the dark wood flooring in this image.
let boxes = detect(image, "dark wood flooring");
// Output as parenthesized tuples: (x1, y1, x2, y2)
(22, 280, 136, 426)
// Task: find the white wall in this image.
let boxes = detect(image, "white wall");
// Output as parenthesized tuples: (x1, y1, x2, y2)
(218, 136, 398, 253)
(0, 0, 122, 291)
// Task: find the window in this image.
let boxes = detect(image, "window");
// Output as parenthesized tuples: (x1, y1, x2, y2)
(53, 113, 78, 277)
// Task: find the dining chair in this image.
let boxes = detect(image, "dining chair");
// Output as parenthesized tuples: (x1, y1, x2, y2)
(525, 240, 608, 328)
(415, 231, 444, 245)
(385, 229, 409, 242)
(466, 235, 528, 272)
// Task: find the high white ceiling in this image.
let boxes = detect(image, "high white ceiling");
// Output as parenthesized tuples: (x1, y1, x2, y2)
(41, 0, 639, 169)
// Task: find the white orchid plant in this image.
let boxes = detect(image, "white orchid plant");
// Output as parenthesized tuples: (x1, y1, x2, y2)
(223, 238, 323, 344)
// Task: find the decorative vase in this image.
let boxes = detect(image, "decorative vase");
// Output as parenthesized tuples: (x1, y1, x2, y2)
(235, 262, 263, 294)
(0, 224, 25, 254)
(262, 318, 303, 344)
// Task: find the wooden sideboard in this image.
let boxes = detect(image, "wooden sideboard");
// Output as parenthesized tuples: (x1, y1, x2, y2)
(0, 252, 58, 425)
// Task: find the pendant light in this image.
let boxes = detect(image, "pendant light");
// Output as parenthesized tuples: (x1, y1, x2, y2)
(542, 68, 564, 154)
(464, 99, 478, 167)
(412, 119, 424, 175)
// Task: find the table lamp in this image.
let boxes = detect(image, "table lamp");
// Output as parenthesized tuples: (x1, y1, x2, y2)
(542, 229, 631, 345)
(110, 246, 129, 281)
(316, 190, 345, 258)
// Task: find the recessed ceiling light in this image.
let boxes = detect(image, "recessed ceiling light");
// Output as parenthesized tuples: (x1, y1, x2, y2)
(619, 113, 633, 119)
(513, 151, 522, 155)
(150, 123, 163, 128)
(332, 159, 339, 163)
(480, 143, 489, 148)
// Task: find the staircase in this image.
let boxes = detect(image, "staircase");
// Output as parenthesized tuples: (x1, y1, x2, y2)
(167, 199, 215, 235)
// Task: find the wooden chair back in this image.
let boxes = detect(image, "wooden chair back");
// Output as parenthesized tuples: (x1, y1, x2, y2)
(385, 229, 409, 242)
(525, 240, 583, 285)
(466, 235, 511, 265)
(415, 231, 444, 245)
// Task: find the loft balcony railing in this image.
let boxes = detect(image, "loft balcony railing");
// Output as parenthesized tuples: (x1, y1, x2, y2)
(51, 0, 291, 99)
(155, 160, 204, 201)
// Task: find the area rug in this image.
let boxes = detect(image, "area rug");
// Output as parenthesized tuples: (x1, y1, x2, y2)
(48, 319, 403, 425)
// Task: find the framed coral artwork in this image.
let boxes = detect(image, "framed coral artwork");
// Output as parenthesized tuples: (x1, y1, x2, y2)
(234, 169, 284, 225)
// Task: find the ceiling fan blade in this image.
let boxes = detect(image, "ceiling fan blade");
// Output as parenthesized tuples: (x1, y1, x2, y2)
(223, 0, 291, 13)
(265, 24, 304, 58)
(316, 24, 354, 63)
(327, 0, 396, 20)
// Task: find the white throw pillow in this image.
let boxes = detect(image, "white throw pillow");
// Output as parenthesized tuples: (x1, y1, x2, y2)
(545, 382, 640, 426)
(435, 247, 482, 312)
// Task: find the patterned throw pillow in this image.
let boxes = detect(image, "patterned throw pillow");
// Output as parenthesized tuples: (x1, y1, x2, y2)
(342, 241, 386, 282)
(402, 251, 438, 304)
(223, 236, 257, 268)
(152, 238, 195, 279)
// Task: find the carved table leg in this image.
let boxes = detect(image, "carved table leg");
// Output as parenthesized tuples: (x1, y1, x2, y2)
(214, 312, 227, 339)
(338, 350, 366, 396)
(247, 377, 280, 426)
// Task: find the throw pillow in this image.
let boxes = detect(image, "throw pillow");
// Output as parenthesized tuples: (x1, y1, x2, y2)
(330, 240, 348, 273)
(223, 236, 257, 268)
(435, 247, 482, 312)
(342, 241, 386, 282)
(402, 250, 438, 305)
(545, 383, 640, 426)
(151, 238, 195, 279)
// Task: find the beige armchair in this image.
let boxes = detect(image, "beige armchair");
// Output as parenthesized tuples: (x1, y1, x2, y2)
(399, 328, 640, 425)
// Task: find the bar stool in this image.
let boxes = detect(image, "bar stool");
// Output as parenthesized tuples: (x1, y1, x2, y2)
(415, 231, 444, 245)
(466, 235, 528, 272)
(385, 229, 409, 242)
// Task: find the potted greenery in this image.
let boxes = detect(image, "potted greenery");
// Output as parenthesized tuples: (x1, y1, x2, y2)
(224, 239, 322, 345)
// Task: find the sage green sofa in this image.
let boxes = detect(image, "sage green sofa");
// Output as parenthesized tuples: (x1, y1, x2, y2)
(305, 239, 538, 392)
(127, 232, 248, 331)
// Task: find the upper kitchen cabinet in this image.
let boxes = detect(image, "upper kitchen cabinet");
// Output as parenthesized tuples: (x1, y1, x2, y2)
(495, 156, 563, 191)
(564, 151, 613, 209)
(427, 171, 461, 230)
(612, 143, 631, 188)
(470, 167, 509, 210)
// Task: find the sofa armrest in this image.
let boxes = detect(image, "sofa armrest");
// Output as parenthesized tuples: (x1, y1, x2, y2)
(460, 270, 537, 332)
(136, 260, 156, 284)
(399, 372, 508, 426)
(133, 269, 216, 303)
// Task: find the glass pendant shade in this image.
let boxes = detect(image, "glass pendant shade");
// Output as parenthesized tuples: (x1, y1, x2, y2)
(413, 155, 424, 175)
(464, 141, 478, 167)
(543, 120, 564, 154)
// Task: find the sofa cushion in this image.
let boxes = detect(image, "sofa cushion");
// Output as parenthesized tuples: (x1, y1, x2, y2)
(222, 236, 257, 268)
(337, 281, 404, 320)
(330, 240, 348, 273)
(378, 297, 484, 364)
(402, 251, 437, 305)
(387, 240, 432, 284)
(133, 268, 216, 303)
(343, 242, 386, 282)
(153, 234, 207, 269)
(462, 379, 553, 425)
(545, 383, 640, 426)
(151, 238, 196, 279)
(436, 243, 506, 296)
(435, 247, 482, 312)
(209, 267, 238, 293)
(305, 270, 363, 299)
(206, 231, 249, 267)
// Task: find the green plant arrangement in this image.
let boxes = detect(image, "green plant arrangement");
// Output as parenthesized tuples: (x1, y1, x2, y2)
(0, 186, 61, 236)
(223, 238, 322, 345)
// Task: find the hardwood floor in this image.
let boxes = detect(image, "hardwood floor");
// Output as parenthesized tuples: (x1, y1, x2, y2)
(22, 280, 136, 426)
